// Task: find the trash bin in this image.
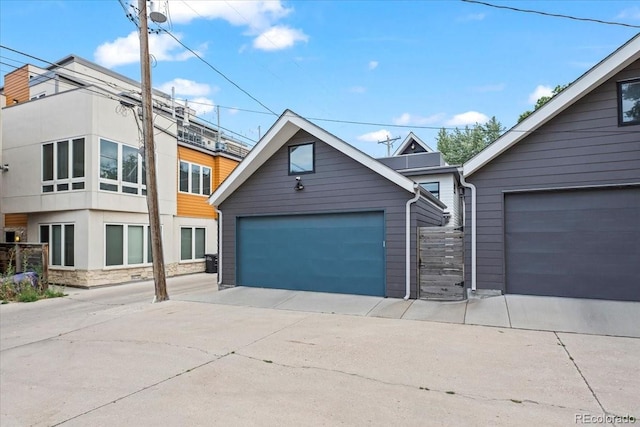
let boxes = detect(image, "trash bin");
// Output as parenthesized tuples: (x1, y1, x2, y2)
(205, 253, 218, 273)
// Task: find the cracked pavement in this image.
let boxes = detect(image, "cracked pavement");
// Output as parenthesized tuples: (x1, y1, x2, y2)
(1, 275, 638, 426)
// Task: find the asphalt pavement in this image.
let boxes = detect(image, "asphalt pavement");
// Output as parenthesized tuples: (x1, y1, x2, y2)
(1, 273, 638, 426)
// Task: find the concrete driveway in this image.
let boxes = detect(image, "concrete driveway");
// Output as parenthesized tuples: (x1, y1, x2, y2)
(1, 274, 638, 426)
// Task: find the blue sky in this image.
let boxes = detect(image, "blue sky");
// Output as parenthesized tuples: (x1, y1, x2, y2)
(1, 1, 639, 157)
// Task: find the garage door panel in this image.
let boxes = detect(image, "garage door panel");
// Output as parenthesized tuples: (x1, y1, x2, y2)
(237, 212, 385, 296)
(505, 187, 640, 301)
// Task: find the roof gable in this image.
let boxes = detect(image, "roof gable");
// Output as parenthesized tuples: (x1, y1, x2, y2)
(463, 33, 640, 177)
(392, 132, 434, 156)
(209, 110, 421, 206)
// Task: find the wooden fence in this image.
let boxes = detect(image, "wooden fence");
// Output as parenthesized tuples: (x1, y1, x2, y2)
(418, 227, 464, 300)
(0, 243, 49, 283)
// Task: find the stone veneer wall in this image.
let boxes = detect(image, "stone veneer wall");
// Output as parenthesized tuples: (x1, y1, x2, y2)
(48, 261, 206, 288)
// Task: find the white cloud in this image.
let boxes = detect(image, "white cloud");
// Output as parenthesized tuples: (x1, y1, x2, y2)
(368, 61, 379, 70)
(393, 112, 444, 126)
(357, 129, 392, 142)
(528, 85, 553, 104)
(445, 111, 489, 126)
(168, 1, 292, 30)
(174, 97, 215, 116)
(253, 26, 308, 51)
(349, 86, 367, 94)
(189, 97, 215, 116)
(458, 13, 486, 22)
(94, 31, 193, 67)
(616, 7, 640, 20)
(158, 79, 213, 97)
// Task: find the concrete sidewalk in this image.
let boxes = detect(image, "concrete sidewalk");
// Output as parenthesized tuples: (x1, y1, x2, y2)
(178, 285, 640, 338)
(1, 275, 638, 426)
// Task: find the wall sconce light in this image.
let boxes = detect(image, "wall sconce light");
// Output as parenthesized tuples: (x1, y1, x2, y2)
(0, 164, 9, 172)
(410, 143, 415, 150)
(14, 235, 21, 242)
(294, 176, 304, 191)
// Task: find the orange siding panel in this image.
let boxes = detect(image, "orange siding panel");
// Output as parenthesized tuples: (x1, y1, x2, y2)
(214, 157, 240, 187)
(5, 214, 28, 227)
(177, 146, 217, 219)
(4, 66, 30, 104)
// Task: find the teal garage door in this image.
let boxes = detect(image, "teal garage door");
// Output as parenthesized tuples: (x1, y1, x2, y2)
(237, 212, 385, 296)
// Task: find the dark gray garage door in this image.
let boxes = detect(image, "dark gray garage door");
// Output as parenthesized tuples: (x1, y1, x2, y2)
(505, 187, 640, 301)
(236, 211, 385, 296)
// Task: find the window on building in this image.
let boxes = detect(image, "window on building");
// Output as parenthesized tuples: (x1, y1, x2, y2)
(42, 138, 85, 193)
(181, 227, 205, 261)
(420, 182, 440, 199)
(105, 224, 153, 267)
(178, 161, 211, 196)
(99, 139, 146, 194)
(40, 224, 74, 267)
(618, 79, 640, 126)
(289, 143, 314, 174)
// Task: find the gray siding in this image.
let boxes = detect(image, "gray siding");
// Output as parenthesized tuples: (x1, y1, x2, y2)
(219, 130, 443, 298)
(465, 60, 640, 293)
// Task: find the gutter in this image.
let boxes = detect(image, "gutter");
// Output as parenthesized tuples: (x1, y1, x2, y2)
(214, 207, 223, 286)
(405, 184, 421, 300)
(458, 170, 476, 292)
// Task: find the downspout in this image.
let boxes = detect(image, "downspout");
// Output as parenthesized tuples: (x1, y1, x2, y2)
(405, 184, 421, 300)
(458, 170, 476, 292)
(214, 207, 222, 286)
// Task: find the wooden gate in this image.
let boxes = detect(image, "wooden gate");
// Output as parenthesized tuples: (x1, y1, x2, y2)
(418, 227, 464, 300)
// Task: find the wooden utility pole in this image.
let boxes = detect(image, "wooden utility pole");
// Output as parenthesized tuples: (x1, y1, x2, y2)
(378, 135, 400, 157)
(138, 0, 168, 302)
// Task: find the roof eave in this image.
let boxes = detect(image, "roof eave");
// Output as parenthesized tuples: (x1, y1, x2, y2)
(463, 33, 640, 178)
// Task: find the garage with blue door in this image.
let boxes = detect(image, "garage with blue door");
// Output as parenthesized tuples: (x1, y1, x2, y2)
(236, 211, 385, 296)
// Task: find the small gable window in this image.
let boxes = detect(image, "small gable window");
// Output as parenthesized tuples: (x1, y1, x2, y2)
(289, 143, 314, 174)
(618, 78, 640, 126)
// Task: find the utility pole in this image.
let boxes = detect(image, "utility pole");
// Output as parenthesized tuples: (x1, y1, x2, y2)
(378, 135, 400, 157)
(138, 0, 168, 302)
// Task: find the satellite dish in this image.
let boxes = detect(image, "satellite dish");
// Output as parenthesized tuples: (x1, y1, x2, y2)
(149, 1, 167, 23)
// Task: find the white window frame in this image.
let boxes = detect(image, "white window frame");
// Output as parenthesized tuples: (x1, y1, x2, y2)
(180, 227, 206, 261)
(41, 138, 85, 193)
(178, 160, 211, 196)
(104, 223, 154, 268)
(39, 223, 75, 268)
(99, 138, 147, 195)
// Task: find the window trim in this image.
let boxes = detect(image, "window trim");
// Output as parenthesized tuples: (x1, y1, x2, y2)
(617, 78, 640, 126)
(99, 138, 147, 195)
(178, 160, 212, 196)
(288, 142, 315, 175)
(420, 181, 440, 200)
(104, 223, 154, 268)
(180, 226, 206, 262)
(42, 138, 85, 193)
(39, 223, 75, 268)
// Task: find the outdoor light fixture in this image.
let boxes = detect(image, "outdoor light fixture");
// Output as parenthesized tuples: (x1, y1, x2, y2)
(0, 164, 8, 172)
(294, 176, 304, 191)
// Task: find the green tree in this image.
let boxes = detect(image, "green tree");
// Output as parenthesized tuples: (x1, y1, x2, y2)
(436, 116, 504, 165)
(518, 84, 568, 123)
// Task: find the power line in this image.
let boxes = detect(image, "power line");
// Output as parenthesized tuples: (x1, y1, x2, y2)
(160, 28, 278, 116)
(462, 0, 640, 29)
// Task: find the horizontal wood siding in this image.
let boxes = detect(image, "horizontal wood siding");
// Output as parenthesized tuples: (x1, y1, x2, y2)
(177, 146, 217, 219)
(220, 130, 443, 298)
(4, 66, 30, 104)
(465, 61, 640, 293)
(4, 213, 28, 227)
(214, 157, 239, 187)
